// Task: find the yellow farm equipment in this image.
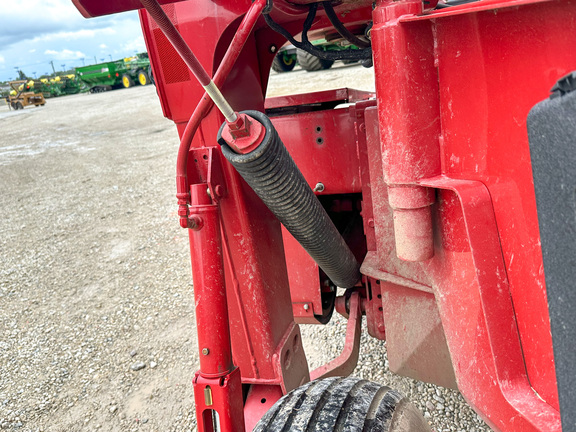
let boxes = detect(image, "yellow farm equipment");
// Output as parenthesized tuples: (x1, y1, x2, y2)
(6, 80, 46, 110)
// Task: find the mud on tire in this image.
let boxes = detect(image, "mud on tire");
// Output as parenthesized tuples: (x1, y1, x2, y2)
(253, 377, 432, 432)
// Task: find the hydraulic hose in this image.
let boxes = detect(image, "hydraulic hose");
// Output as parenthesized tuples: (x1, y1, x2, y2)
(140, 0, 267, 227)
(218, 111, 361, 289)
(177, 0, 267, 179)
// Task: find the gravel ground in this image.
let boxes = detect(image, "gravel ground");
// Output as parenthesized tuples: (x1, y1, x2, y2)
(0, 64, 489, 431)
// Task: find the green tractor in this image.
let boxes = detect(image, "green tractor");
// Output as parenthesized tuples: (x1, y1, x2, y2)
(272, 38, 365, 72)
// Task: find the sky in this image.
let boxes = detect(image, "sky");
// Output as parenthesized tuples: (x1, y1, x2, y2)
(0, 0, 147, 82)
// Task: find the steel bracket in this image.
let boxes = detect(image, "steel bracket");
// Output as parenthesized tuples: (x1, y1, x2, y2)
(310, 291, 362, 380)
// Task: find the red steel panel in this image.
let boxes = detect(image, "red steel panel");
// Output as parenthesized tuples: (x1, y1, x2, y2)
(281, 228, 322, 323)
(139, 0, 265, 129)
(218, 160, 309, 386)
(366, 0, 570, 427)
(271, 108, 361, 194)
(265, 88, 375, 111)
(431, 0, 576, 408)
(380, 281, 457, 389)
(274, 98, 371, 324)
(72, 0, 185, 18)
(421, 179, 560, 431)
(186, 146, 309, 396)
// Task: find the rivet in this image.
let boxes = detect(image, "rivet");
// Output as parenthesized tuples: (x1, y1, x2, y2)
(202, 348, 210, 355)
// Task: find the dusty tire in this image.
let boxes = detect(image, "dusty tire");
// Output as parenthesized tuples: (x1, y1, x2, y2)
(253, 377, 432, 432)
(122, 74, 134, 88)
(296, 49, 334, 72)
(272, 53, 296, 73)
(16, 102, 23, 110)
(137, 70, 150, 86)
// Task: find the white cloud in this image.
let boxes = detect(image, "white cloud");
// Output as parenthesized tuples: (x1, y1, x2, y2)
(3, 0, 87, 25)
(0, 4, 144, 81)
(32, 28, 116, 44)
(44, 49, 86, 60)
(121, 37, 146, 54)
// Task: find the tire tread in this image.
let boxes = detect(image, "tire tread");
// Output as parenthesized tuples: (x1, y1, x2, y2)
(296, 49, 334, 72)
(254, 377, 431, 432)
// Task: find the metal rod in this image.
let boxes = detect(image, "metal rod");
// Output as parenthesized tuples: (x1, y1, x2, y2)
(139, 0, 237, 123)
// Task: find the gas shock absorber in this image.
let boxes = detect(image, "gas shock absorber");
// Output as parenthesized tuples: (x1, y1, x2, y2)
(139, 0, 361, 289)
(218, 111, 361, 289)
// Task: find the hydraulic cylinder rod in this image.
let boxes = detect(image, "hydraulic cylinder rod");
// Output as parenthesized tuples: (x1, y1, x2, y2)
(139, 0, 237, 123)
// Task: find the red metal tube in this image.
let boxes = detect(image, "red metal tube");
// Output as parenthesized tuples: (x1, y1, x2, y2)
(371, 0, 441, 262)
(387, 185, 435, 261)
(188, 182, 245, 430)
(188, 183, 233, 376)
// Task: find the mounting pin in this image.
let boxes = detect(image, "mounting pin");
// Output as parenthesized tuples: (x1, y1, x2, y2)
(204, 386, 213, 406)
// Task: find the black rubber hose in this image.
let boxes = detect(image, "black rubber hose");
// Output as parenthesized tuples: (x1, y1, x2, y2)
(321, 2, 371, 49)
(218, 110, 361, 289)
(263, 4, 372, 62)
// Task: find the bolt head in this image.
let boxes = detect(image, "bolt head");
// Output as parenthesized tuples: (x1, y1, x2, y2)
(202, 348, 210, 356)
(214, 185, 225, 198)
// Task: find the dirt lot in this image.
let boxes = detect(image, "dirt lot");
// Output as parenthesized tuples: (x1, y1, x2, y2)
(0, 64, 488, 431)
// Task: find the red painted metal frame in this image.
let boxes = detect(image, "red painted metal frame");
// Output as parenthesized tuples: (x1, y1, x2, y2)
(364, 0, 575, 428)
(310, 292, 362, 380)
(186, 145, 310, 431)
(420, 178, 559, 431)
(71, 0, 575, 430)
(427, 1, 576, 407)
(71, 0, 185, 18)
